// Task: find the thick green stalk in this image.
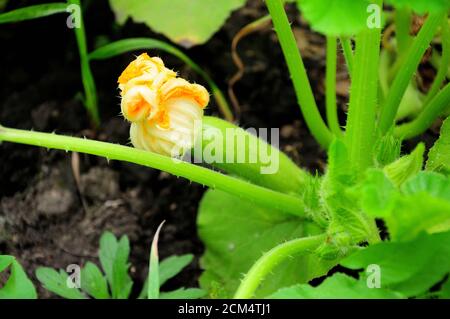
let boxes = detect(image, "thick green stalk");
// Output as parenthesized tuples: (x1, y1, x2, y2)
(265, 0, 333, 149)
(68, 0, 100, 126)
(378, 12, 445, 134)
(339, 37, 354, 77)
(395, 83, 450, 139)
(326, 36, 342, 136)
(395, 7, 413, 53)
(233, 234, 326, 299)
(0, 125, 305, 217)
(424, 18, 450, 105)
(345, 0, 383, 175)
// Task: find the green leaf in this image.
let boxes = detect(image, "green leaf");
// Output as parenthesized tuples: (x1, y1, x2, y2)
(385, 0, 450, 14)
(0, 3, 68, 24)
(99, 232, 117, 286)
(373, 133, 401, 166)
(401, 171, 450, 201)
(159, 287, 206, 299)
(361, 169, 397, 217)
(362, 170, 450, 241)
(35, 268, 86, 299)
(80, 262, 110, 299)
(89, 38, 188, 61)
(389, 173, 450, 241)
(148, 222, 164, 299)
(426, 116, 450, 174)
(198, 189, 336, 298)
(99, 232, 133, 299)
(108, 0, 246, 47)
(159, 254, 194, 286)
(296, 0, 375, 36)
(269, 273, 404, 299)
(383, 143, 425, 188)
(138, 253, 194, 299)
(0, 256, 37, 299)
(342, 231, 450, 296)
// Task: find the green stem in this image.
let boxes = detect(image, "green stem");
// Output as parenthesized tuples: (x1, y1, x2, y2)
(378, 12, 445, 134)
(395, 7, 413, 53)
(0, 125, 305, 217)
(395, 83, 450, 139)
(68, 0, 100, 127)
(233, 234, 326, 299)
(345, 0, 383, 175)
(339, 37, 354, 78)
(424, 18, 450, 105)
(265, 0, 333, 149)
(326, 36, 342, 136)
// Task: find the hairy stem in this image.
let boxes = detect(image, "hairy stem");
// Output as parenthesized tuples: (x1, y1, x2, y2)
(395, 83, 450, 139)
(233, 234, 326, 299)
(0, 125, 305, 217)
(378, 12, 445, 134)
(326, 36, 342, 136)
(345, 0, 383, 176)
(265, 0, 332, 149)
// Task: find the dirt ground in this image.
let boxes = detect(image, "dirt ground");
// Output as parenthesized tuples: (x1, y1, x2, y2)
(0, 0, 439, 298)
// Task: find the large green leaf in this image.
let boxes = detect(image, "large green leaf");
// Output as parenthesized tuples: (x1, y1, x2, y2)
(426, 116, 450, 174)
(341, 231, 450, 297)
(296, 0, 374, 36)
(0, 256, 37, 299)
(269, 273, 404, 299)
(99, 232, 133, 299)
(385, 0, 450, 14)
(198, 189, 335, 298)
(362, 170, 450, 241)
(108, 0, 246, 47)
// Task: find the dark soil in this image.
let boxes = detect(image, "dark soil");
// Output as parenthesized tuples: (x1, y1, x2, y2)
(0, 0, 439, 298)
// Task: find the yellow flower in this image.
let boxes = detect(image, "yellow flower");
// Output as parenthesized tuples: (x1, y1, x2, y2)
(119, 53, 209, 157)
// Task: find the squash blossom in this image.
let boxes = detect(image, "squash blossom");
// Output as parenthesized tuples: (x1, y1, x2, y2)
(118, 53, 209, 157)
